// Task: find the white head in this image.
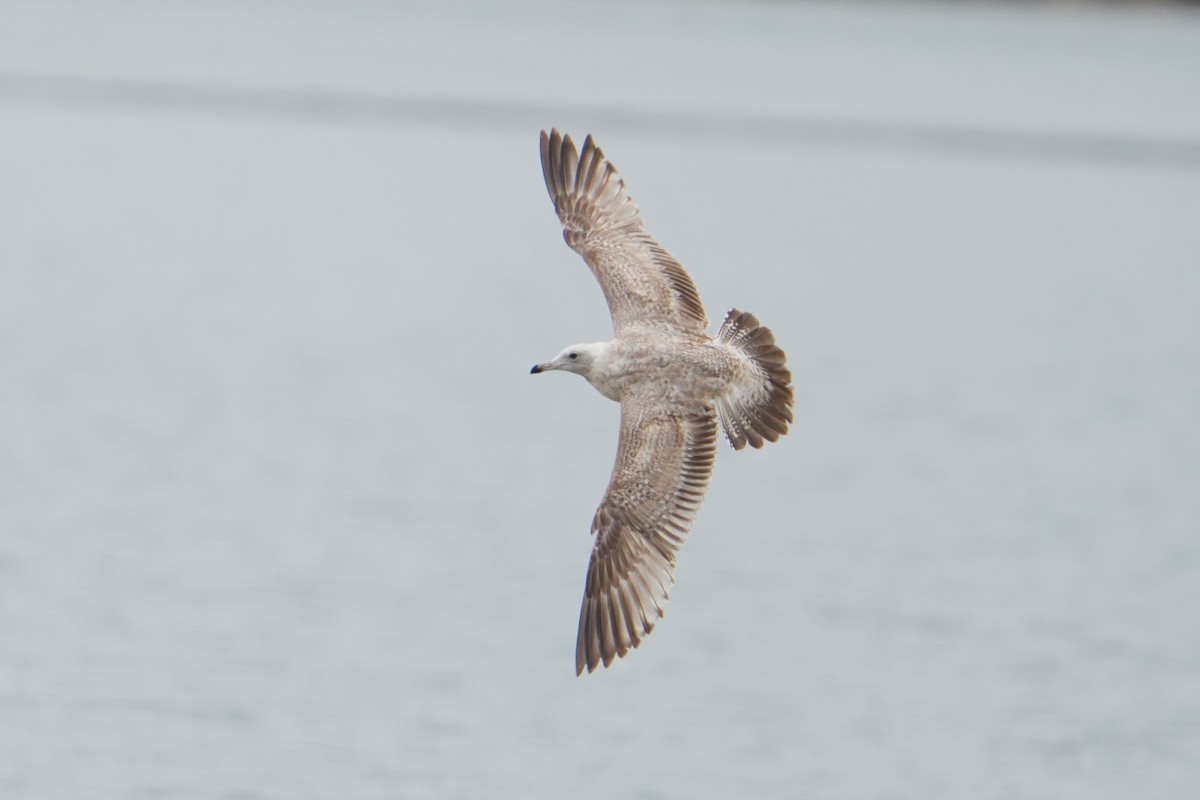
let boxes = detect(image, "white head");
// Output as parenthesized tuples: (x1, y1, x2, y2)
(530, 342, 606, 378)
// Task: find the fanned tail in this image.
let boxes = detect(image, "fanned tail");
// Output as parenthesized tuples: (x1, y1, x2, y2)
(715, 309, 794, 450)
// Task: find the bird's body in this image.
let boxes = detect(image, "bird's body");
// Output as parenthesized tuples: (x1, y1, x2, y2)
(532, 130, 794, 674)
(539, 332, 753, 409)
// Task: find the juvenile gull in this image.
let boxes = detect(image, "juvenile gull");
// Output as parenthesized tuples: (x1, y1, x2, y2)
(532, 129, 794, 675)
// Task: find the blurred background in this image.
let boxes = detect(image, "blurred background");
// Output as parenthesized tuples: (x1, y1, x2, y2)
(2, 1, 1199, 798)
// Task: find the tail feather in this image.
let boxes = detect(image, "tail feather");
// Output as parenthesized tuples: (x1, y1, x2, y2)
(716, 309, 794, 450)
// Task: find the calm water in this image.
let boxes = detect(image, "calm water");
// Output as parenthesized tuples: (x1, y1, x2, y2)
(2, 2, 1199, 798)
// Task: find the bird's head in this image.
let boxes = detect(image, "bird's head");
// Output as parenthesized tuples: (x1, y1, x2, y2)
(530, 343, 603, 377)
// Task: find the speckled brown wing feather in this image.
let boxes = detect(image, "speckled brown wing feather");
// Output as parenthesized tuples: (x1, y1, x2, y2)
(575, 402, 718, 674)
(540, 129, 709, 335)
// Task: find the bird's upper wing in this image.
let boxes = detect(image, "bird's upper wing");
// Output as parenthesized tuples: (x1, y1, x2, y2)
(540, 129, 709, 335)
(575, 396, 718, 674)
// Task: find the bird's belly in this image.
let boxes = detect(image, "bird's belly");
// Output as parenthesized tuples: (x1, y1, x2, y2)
(594, 341, 732, 410)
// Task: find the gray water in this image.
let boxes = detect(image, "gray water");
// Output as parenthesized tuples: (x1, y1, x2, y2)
(2, 1, 1199, 798)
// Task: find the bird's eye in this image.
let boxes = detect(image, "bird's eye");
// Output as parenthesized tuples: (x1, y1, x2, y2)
(568, 352, 578, 360)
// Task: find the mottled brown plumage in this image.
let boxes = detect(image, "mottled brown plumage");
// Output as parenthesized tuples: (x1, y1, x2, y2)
(532, 129, 794, 674)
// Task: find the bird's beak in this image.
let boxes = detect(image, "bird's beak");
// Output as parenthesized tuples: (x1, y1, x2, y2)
(530, 363, 546, 374)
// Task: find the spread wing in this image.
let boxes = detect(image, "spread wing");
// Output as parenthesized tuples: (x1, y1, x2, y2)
(576, 400, 718, 674)
(540, 129, 709, 335)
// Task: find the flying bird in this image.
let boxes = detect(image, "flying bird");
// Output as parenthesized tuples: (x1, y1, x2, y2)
(532, 129, 794, 675)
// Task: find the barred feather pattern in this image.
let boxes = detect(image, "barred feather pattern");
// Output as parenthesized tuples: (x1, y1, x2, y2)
(715, 309, 794, 450)
(540, 129, 709, 334)
(576, 408, 718, 675)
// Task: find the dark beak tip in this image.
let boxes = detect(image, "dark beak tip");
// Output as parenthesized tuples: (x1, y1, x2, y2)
(530, 365, 541, 374)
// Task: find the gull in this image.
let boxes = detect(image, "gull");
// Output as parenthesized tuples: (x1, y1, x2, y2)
(531, 129, 794, 675)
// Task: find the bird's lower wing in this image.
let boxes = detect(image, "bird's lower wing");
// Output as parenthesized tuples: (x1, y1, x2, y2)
(576, 404, 718, 674)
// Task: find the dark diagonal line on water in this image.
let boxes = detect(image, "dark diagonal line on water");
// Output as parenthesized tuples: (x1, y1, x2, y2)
(3, 71, 1199, 169)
